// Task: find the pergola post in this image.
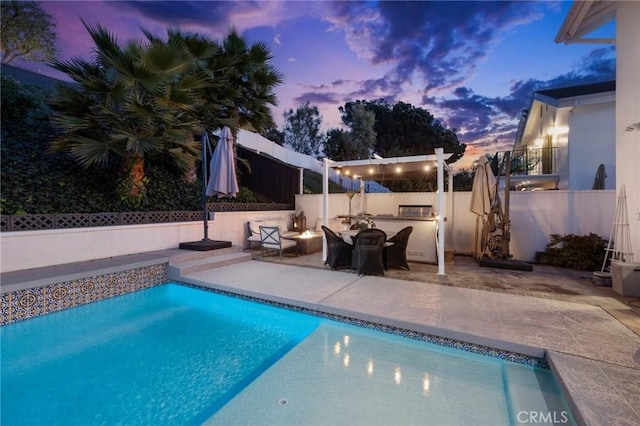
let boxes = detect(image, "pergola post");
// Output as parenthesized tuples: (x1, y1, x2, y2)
(436, 148, 446, 276)
(298, 167, 304, 195)
(322, 158, 330, 261)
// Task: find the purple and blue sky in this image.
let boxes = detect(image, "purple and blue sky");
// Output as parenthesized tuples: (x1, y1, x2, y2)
(34, 1, 615, 169)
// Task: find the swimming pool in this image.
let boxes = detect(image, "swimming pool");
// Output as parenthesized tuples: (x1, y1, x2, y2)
(1, 283, 575, 425)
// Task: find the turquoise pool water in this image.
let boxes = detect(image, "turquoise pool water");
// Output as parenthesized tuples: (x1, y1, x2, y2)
(1, 283, 575, 425)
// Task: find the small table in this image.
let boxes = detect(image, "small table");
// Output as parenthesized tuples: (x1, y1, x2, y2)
(285, 232, 324, 255)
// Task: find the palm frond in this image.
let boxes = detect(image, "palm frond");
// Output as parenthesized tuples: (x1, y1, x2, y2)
(66, 135, 115, 167)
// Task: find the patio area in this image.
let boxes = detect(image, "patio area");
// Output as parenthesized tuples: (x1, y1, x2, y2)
(248, 249, 640, 337)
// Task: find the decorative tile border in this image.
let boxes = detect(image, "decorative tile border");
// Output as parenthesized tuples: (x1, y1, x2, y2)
(0, 264, 167, 325)
(179, 282, 550, 370)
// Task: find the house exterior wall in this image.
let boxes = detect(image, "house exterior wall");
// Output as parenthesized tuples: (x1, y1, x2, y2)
(616, 1, 640, 260)
(523, 97, 615, 191)
(519, 92, 615, 191)
(567, 102, 616, 190)
(553, 107, 570, 189)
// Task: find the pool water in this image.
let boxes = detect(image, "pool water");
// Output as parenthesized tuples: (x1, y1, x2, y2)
(1, 283, 575, 425)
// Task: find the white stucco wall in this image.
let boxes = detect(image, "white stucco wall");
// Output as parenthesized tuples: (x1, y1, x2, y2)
(0, 192, 616, 272)
(0, 211, 293, 273)
(568, 102, 616, 190)
(297, 190, 615, 262)
(616, 1, 640, 261)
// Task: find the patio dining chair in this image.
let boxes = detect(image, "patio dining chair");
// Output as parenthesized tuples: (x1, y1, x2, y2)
(351, 228, 386, 276)
(321, 225, 353, 270)
(260, 226, 297, 257)
(383, 226, 413, 270)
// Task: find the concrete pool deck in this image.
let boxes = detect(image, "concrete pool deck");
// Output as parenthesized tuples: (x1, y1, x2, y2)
(2, 249, 639, 425)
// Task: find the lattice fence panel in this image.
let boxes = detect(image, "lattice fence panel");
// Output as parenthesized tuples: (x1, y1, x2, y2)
(90, 213, 120, 227)
(1, 205, 293, 232)
(11, 214, 55, 231)
(119, 212, 150, 225)
(147, 211, 170, 223)
(54, 214, 93, 229)
(208, 203, 293, 212)
(1, 216, 10, 232)
(169, 211, 203, 222)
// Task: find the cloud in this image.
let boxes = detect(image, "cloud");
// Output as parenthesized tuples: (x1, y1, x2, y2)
(293, 91, 341, 105)
(116, 0, 310, 34)
(274, 34, 281, 45)
(325, 1, 544, 95)
(428, 46, 615, 159)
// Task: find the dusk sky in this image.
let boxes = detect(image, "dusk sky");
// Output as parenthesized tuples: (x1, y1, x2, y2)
(33, 1, 616, 169)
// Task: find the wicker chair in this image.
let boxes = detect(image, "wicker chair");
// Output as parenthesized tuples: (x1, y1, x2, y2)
(383, 226, 413, 270)
(351, 228, 387, 276)
(321, 226, 353, 270)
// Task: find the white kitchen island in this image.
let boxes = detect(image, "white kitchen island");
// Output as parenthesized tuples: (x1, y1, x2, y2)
(372, 216, 438, 264)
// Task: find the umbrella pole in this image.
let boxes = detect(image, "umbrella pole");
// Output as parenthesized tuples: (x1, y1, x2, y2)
(501, 151, 511, 258)
(474, 216, 479, 260)
(202, 131, 209, 241)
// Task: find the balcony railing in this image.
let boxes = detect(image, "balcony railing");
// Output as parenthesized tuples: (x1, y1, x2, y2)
(493, 147, 558, 176)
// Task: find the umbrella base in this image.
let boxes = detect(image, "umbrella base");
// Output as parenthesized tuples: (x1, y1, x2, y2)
(179, 239, 232, 251)
(479, 257, 533, 271)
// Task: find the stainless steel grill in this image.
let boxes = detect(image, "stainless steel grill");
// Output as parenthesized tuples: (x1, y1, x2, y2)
(397, 205, 433, 218)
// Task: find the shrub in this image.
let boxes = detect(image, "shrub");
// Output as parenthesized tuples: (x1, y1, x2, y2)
(534, 233, 607, 271)
(1, 76, 284, 214)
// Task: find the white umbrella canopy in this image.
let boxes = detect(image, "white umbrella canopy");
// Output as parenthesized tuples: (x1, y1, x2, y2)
(470, 156, 497, 218)
(206, 127, 239, 198)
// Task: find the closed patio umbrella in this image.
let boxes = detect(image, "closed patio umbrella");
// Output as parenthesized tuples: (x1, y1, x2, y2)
(592, 163, 606, 190)
(178, 128, 236, 251)
(470, 156, 498, 258)
(470, 156, 497, 218)
(206, 126, 239, 198)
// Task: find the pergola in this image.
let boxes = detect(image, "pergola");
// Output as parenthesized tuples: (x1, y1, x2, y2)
(322, 148, 453, 275)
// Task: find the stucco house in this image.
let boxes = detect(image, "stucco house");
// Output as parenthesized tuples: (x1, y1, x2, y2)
(556, 0, 639, 261)
(513, 80, 616, 191)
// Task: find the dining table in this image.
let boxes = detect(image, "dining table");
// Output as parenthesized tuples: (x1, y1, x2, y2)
(339, 229, 396, 245)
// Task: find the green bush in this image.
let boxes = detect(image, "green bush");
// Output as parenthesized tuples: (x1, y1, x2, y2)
(534, 233, 607, 271)
(1, 76, 259, 214)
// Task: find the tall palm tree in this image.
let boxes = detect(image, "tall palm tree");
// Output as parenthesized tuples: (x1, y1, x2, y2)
(50, 23, 210, 200)
(217, 29, 284, 133)
(163, 28, 284, 132)
(50, 23, 283, 202)
(159, 28, 284, 181)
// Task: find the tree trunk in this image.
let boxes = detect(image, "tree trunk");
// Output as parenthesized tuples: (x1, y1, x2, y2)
(119, 155, 146, 202)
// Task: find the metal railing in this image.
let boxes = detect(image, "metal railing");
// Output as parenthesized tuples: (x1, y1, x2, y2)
(492, 147, 558, 176)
